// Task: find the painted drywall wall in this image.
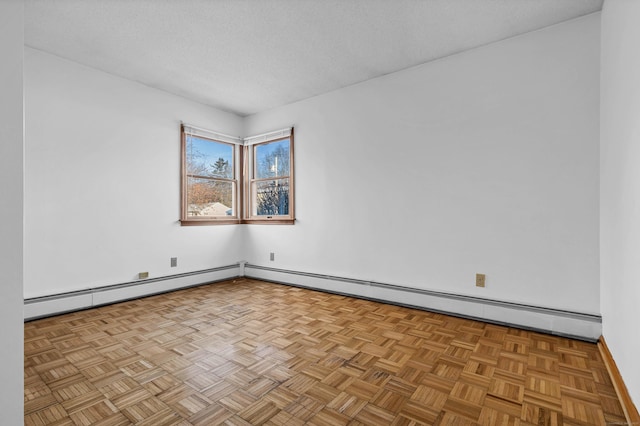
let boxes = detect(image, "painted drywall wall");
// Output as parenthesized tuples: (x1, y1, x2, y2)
(0, 0, 25, 422)
(600, 0, 640, 408)
(244, 14, 601, 315)
(24, 48, 245, 298)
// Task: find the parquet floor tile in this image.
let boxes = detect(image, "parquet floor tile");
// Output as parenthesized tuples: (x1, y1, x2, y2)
(25, 278, 624, 425)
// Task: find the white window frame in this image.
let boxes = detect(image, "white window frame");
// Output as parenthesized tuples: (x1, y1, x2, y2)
(180, 125, 242, 225)
(180, 124, 294, 226)
(243, 129, 294, 224)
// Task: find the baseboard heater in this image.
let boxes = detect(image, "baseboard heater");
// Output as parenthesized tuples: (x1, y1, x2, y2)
(243, 263, 602, 342)
(24, 264, 241, 321)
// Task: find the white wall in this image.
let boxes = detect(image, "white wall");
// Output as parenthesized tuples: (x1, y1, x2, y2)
(244, 14, 601, 314)
(0, 0, 24, 422)
(24, 48, 245, 298)
(600, 0, 640, 407)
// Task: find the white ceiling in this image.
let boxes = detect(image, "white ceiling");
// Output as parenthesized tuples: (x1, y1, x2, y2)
(25, 0, 603, 117)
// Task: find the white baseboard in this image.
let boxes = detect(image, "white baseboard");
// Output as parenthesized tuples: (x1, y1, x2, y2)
(24, 264, 240, 321)
(244, 264, 602, 342)
(24, 262, 602, 342)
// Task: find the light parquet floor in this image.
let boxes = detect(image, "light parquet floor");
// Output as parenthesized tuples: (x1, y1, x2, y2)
(25, 278, 625, 425)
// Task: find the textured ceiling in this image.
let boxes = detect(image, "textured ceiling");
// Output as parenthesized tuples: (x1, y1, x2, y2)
(25, 0, 603, 116)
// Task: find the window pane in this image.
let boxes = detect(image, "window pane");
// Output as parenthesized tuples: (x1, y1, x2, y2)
(186, 135, 233, 179)
(252, 178, 289, 216)
(186, 177, 235, 217)
(255, 139, 290, 179)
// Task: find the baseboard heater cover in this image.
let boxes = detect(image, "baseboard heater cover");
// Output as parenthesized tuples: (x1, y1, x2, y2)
(244, 263, 602, 342)
(24, 264, 241, 321)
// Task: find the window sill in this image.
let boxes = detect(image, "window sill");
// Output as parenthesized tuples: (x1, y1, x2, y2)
(180, 219, 241, 226)
(242, 218, 295, 225)
(180, 218, 295, 226)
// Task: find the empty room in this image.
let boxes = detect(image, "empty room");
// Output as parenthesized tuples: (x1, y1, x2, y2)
(1, 0, 639, 424)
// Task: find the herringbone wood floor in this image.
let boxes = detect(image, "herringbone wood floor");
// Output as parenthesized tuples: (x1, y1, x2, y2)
(25, 278, 625, 425)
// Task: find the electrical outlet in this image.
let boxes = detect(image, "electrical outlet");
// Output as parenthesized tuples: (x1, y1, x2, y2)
(476, 273, 486, 288)
(270, 252, 275, 261)
(171, 257, 177, 267)
(138, 272, 149, 279)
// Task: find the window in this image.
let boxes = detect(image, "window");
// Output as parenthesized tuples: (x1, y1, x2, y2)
(181, 125, 241, 225)
(244, 132, 294, 224)
(180, 124, 294, 225)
